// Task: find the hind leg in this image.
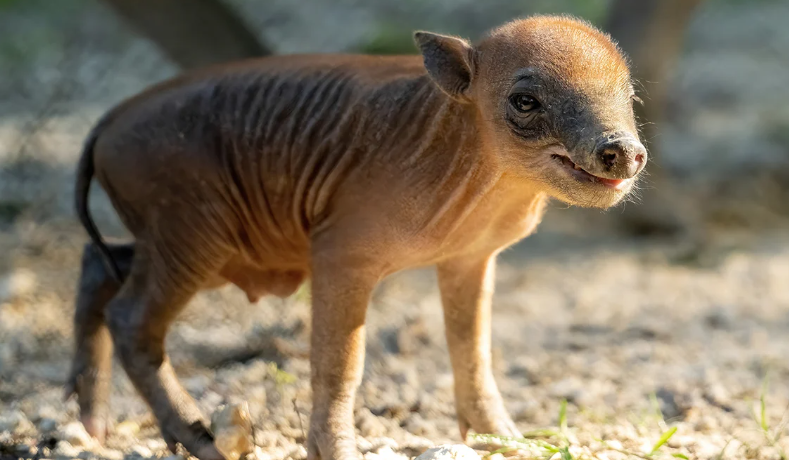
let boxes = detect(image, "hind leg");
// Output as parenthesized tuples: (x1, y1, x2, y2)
(106, 243, 225, 460)
(66, 242, 135, 443)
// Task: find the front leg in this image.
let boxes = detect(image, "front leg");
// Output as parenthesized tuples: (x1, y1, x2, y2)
(307, 249, 380, 460)
(437, 253, 521, 441)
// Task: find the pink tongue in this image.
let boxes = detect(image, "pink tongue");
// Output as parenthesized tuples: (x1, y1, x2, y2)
(598, 177, 626, 188)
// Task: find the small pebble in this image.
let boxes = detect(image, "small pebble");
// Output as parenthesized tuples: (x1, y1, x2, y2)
(35, 405, 59, 421)
(130, 445, 153, 458)
(404, 413, 434, 437)
(254, 430, 281, 448)
(115, 420, 140, 439)
(39, 417, 58, 432)
(211, 402, 255, 460)
(357, 408, 388, 438)
(0, 269, 36, 302)
(548, 377, 584, 402)
(0, 410, 34, 435)
(668, 435, 694, 449)
(604, 440, 624, 451)
(358, 437, 375, 453)
(695, 415, 718, 432)
(53, 440, 82, 459)
(401, 434, 433, 454)
(144, 438, 167, 453)
(415, 444, 480, 460)
(364, 445, 408, 460)
(693, 440, 722, 459)
(510, 399, 540, 422)
(100, 449, 126, 460)
(13, 443, 32, 455)
(285, 445, 307, 460)
(57, 421, 94, 448)
(369, 437, 399, 453)
(250, 446, 272, 460)
(704, 383, 731, 407)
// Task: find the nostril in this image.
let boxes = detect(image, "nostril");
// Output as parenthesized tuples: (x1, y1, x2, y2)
(635, 153, 645, 164)
(600, 150, 617, 168)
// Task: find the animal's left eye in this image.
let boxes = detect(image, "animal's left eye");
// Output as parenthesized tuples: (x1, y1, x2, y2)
(509, 94, 541, 113)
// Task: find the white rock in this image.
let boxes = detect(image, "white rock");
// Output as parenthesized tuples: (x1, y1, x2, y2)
(509, 399, 540, 422)
(0, 410, 35, 435)
(38, 417, 58, 432)
(57, 421, 94, 448)
(435, 373, 454, 390)
(401, 434, 433, 453)
(114, 420, 140, 439)
(604, 440, 624, 451)
(35, 405, 59, 421)
(363, 445, 408, 460)
(99, 449, 126, 460)
(201, 390, 224, 409)
(144, 438, 168, 453)
(415, 444, 481, 460)
(52, 440, 81, 459)
(357, 437, 375, 453)
(250, 446, 272, 460)
(284, 445, 307, 460)
(404, 413, 434, 437)
(254, 430, 281, 448)
(369, 437, 399, 453)
(211, 402, 255, 460)
(356, 408, 388, 438)
(131, 444, 154, 458)
(0, 269, 36, 302)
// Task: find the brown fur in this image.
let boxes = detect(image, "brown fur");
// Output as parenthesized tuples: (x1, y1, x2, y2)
(67, 15, 646, 460)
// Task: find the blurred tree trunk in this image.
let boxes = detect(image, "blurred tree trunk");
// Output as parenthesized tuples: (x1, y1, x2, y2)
(605, 0, 704, 236)
(101, 0, 270, 70)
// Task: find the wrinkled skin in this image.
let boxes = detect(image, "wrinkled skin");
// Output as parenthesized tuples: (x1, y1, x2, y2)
(67, 15, 646, 460)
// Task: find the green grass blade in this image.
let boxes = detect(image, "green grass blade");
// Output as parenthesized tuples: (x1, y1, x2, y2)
(650, 391, 665, 423)
(672, 454, 689, 459)
(650, 426, 677, 455)
(521, 429, 561, 438)
(469, 433, 560, 454)
(559, 398, 568, 434)
(761, 376, 770, 432)
(484, 447, 518, 458)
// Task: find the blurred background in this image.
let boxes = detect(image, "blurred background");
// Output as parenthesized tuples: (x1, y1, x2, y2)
(2, 1, 789, 459)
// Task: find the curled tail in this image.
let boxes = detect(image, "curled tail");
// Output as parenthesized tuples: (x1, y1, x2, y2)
(75, 122, 123, 284)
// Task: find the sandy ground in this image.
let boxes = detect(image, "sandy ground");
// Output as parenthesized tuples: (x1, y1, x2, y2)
(3, 215, 789, 460)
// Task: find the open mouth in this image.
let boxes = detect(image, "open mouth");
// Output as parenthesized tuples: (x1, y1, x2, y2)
(551, 154, 631, 190)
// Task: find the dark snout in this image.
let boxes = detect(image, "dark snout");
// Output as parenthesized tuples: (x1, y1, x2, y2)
(594, 135, 647, 179)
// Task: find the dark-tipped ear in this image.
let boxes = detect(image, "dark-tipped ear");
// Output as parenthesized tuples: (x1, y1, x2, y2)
(413, 31, 474, 103)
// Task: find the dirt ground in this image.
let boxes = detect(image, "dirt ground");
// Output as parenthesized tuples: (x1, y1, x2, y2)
(3, 210, 789, 460)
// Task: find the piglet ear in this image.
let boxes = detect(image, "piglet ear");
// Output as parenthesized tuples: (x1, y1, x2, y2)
(413, 31, 474, 103)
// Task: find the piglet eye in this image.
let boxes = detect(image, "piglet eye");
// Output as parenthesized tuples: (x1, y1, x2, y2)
(509, 94, 540, 113)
